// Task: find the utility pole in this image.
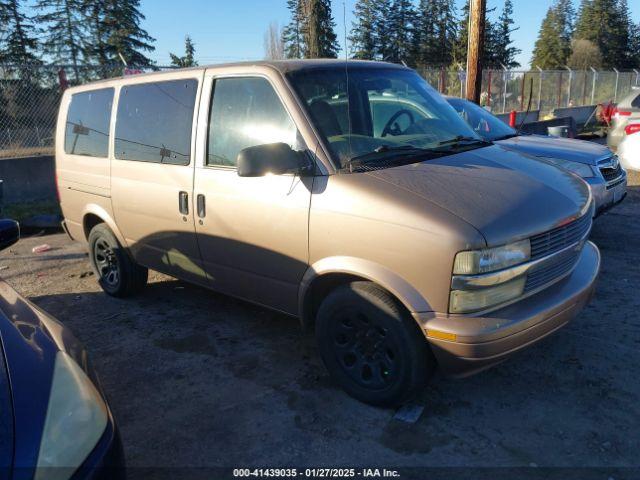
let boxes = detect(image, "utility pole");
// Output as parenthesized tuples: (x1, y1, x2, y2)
(465, 0, 486, 104)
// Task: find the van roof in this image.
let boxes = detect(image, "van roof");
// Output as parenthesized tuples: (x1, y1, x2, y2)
(67, 59, 409, 89)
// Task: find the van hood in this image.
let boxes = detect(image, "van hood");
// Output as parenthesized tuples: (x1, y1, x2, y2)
(496, 134, 612, 165)
(366, 144, 591, 246)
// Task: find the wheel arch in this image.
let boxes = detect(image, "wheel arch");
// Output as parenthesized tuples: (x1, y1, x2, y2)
(81, 204, 127, 247)
(298, 256, 432, 330)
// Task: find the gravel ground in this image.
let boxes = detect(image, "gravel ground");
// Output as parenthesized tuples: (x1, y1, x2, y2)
(1, 172, 639, 479)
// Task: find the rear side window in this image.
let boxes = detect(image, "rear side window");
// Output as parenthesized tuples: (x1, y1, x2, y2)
(64, 88, 114, 157)
(115, 79, 198, 165)
(631, 93, 640, 109)
(207, 77, 298, 167)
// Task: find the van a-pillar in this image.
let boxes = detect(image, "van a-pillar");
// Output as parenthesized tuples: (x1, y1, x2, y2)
(465, 0, 486, 105)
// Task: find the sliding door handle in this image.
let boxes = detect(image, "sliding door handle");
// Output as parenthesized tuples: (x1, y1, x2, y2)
(197, 194, 206, 218)
(178, 191, 189, 215)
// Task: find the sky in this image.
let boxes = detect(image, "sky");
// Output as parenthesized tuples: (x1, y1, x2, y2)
(27, 0, 640, 68)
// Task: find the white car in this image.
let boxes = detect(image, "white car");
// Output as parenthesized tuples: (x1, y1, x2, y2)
(617, 123, 640, 171)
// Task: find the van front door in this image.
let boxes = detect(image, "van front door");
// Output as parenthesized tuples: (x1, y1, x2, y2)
(110, 75, 208, 286)
(193, 74, 313, 314)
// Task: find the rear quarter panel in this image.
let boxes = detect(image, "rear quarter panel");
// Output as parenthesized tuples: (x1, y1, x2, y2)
(56, 85, 116, 243)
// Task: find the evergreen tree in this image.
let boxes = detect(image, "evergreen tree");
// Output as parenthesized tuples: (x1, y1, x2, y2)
(629, 21, 640, 67)
(282, 0, 304, 58)
(452, 0, 469, 66)
(100, 0, 155, 67)
(434, 0, 458, 66)
(35, 0, 86, 81)
(283, 0, 338, 59)
(170, 36, 197, 68)
(415, 0, 458, 67)
(0, 0, 40, 65)
(387, 0, 416, 65)
(306, 0, 339, 58)
(349, 0, 378, 60)
(530, 0, 573, 69)
(493, 0, 521, 68)
(453, 1, 496, 67)
(574, 0, 630, 68)
(373, 0, 394, 62)
(81, 0, 110, 71)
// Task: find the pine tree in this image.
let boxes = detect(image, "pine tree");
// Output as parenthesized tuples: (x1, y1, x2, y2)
(170, 36, 197, 68)
(304, 0, 339, 58)
(493, 0, 521, 68)
(35, 0, 86, 81)
(373, 0, 394, 62)
(414, 0, 458, 67)
(282, 0, 304, 59)
(629, 21, 640, 67)
(414, 0, 439, 67)
(452, 0, 469, 66)
(453, 0, 496, 67)
(0, 0, 40, 65)
(387, 0, 416, 65)
(574, 0, 630, 68)
(101, 0, 155, 67)
(349, 0, 378, 60)
(530, 0, 573, 69)
(283, 0, 338, 59)
(81, 0, 110, 71)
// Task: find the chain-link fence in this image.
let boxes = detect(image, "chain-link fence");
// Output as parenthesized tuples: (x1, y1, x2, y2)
(2, 63, 639, 160)
(421, 67, 640, 117)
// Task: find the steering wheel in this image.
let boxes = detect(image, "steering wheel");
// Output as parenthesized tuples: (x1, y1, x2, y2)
(381, 109, 415, 137)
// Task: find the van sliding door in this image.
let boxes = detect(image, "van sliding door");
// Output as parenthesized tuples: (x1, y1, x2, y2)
(110, 74, 208, 286)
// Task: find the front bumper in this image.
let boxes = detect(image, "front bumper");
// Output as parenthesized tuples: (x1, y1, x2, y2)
(414, 241, 600, 377)
(587, 173, 627, 216)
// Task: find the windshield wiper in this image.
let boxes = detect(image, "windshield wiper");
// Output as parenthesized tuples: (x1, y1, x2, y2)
(437, 135, 492, 147)
(344, 145, 440, 172)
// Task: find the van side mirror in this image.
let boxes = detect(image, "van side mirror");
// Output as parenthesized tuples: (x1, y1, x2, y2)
(0, 220, 19, 251)
(237, 143, 312, 177)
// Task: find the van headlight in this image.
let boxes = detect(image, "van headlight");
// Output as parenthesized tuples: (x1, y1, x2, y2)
(450, 276, 526, 314)
(453, 239, 531, 275)
(450, 239, 531, 313)
(540, 157, 595, 178)
(35, 351, 108, 480)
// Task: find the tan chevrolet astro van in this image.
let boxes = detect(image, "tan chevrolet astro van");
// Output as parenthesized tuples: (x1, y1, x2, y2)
(56, 60, 600, 406)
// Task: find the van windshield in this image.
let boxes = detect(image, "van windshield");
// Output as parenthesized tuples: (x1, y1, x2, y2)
(287, 67, 487, 171)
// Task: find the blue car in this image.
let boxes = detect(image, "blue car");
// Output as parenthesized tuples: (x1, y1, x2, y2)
(0, 220, 124, 480)
(446, 97, 627, 216)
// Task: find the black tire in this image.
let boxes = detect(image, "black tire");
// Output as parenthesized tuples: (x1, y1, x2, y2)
(315, 281, 435, 407)
(88, 223, 148, 297)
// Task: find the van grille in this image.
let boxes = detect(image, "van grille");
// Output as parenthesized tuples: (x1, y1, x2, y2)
(529, 213, 592, 261)
(525, 250, 580, 293)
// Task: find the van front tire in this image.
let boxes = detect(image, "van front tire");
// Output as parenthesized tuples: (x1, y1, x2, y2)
(315, 281, 435, 407)
(88, 224, 148, 297)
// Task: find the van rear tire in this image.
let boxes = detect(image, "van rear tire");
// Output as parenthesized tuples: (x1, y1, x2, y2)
(315, 281, 435, 407)
(88, 224, 148, 297)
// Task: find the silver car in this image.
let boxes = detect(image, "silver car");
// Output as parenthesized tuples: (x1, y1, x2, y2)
(447, 97, 627, 216)
(607, 87, 640, 152)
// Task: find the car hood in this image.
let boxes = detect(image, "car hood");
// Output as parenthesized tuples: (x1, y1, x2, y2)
(366, 144, 591, 246)
(496, 135, 612, 165)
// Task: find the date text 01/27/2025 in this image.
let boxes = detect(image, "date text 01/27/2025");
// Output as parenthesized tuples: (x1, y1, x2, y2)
(232, 468, 401, 478)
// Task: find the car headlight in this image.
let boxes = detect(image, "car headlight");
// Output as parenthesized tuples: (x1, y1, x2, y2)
(453, 239, 531, 275)
(539, 157, 595, 178)
(35, 351, 108, 480)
